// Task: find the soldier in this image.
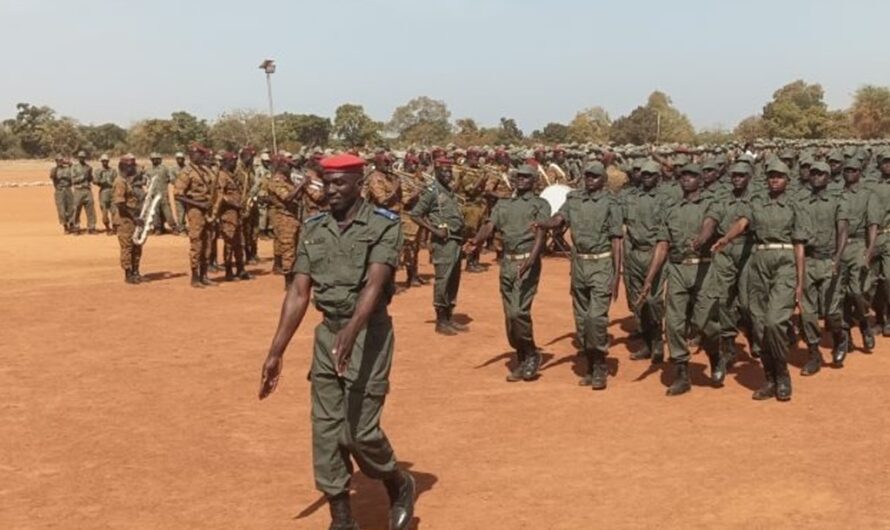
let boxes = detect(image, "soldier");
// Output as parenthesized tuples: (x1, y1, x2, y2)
(70, 150, 98, 234)
(465, 165, 550, 382)
(623, 160, 669, 363)
(93, 154, 118, 235)
(455, 153, 489, 272)
(236, 147, 260, 264)
(535, 162, 623, 390)
(146, 153, 179, 234)
(867, 150, 890, 337)
(636, 164, 723, 396)
(173, 143, 216, 288)
(258, 153, 415, 530)
(255, 152, 274, 239)
(211, 151, 252, 282)
(267, 155, 304, 289)
(112, 156, 143, 284)
(410, 157, 466, 335)
(170, 152, 187, 231)
(713, 159, 810, 402)
(50, 156, 73, 234)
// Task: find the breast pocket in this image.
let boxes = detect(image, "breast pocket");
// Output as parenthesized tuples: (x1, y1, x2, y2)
(303, 239, 328, 273)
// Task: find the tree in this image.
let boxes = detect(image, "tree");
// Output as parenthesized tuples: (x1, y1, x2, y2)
(531, 122, 569, 143)
(388, 96, 452, 145)
(825, 109, 854, 139)
(209, 110, 273, 151)
(277, 113, 332, 148)
(494, 117, 524, 144)
(333, 104, 382, 148)
(566, 107, 611, 143)
(41, 117, 87, 156)
(80, 123, 128, 153)
(694, 128, 733, 145)
(761, 80, 830, 139)
(610, 91, 694, 145)
(851, 85, 890, 139)
(169, 111, 209, 149)
(0, 123, 24, 159)
(733, 115, 767, 143)
(10, 103, 57, 157)
(127, 119, 176, 154)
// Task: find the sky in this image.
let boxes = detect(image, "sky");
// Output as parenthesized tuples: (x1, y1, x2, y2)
(1, 0, 888, 133)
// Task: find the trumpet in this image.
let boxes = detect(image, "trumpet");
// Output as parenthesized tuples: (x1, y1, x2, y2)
(290, 170, 323, 192)
(394, 169, 433, 196)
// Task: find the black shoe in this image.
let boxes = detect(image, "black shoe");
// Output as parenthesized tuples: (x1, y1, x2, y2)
(801, 345, 822, 376)
(577, 352, 593, 386)
(710, 350, 728, 387)
(190, 269, 203, 288)
(666, 363, 691, 396)
(124, 269, 136, 284)
(629, 346, 651, 361)
(224, 270, 236, 282)
(721, 338, 739, 369)
(752, 380, 776, 401)
(384, 470, 416, 530)
(434, 308, 457, 336)
(521, 350, 542, 381)
(651, 342, 665, 365)
(861, 325, 875, 352)
(327, 492, 359, 530)
(882, 323, 890, 338)
(237, 269, 253, 280)
(591, 355, 608, 390)
(831, 332, 848, 366)
(776, 374, 792, 401)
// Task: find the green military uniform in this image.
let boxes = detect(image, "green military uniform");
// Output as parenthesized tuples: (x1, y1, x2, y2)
(489, 189, 551, 360)
(170, 157, 187, 228)
(51, 163, 73, 230)
(70, 160, 96, 231)
(840, 171, 880, 342)
(93, 162, 118, 232)
(295, 200, 403, 497)
(868, 153, 890, 331)
(559, 176, 623, 386)
(410, 179, 465, 313)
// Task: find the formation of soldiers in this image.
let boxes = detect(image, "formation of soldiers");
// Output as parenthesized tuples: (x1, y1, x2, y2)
(51, 138, 890, 402)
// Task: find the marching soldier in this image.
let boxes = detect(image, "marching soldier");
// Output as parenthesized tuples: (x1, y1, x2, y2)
(410, 157, 466, 335)
(50, 156, 73, 234)
(869, 150, 890, 337)
(173, 143, 216, 288)
(94, 154, 118, 235)
(146, 153, 179, 234)
(170, 152, 187, 232)
(112, 155, 143, 284)
(267, 154, 304, 289)
(258, 153, 415, 530)
(466, 164, 550, 382)
(255, 152, 274, 239)
(212, 151, 253, 282)
(236, 147, 260, 264)
(70, 150, 98, 234)
(536, 162, 623, 389)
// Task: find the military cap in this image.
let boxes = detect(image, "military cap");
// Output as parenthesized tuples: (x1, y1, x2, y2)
(515, 164, 537, 177)
(877, 150, 890, 164)
(259, 152, 271, 161)
(737, 153, 756, 166)
(149, 152, 161, 159)
(640, 160, 662, 174)
(810, 161, 831, 174)
(778, 148, 796, 160)
(321, 153, 365, 174)
(174, 151, 185, 158)
(701, 159, 719, 171)
(435, 157, 454, 167)
(728, 162, 752, 175)
(582, 161, 606, 177)
(631, 158, 645, 170)
(679, 163, 702, 176)
(77, 150, 87, 157)
(188, 142, 211, 155)
(99, 154, 110, 161)
(798, 154, 814, 167)
(220, 151, 237, 161)
(827, 150, 844, 163)
(673, 154, 691, 167)
(765, 159, 791, 175)
(842, 159, 862, 171)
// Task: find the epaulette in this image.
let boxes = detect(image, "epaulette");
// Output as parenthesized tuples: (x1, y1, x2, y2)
(373, 207, 400, 221)
(305, 212, 327, 223)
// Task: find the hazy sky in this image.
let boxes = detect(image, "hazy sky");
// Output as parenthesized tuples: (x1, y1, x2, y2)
(1, 0, 888, 133)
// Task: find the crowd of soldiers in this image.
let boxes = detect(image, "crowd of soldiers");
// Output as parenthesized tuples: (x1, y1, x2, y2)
(49, 138, 890, 403)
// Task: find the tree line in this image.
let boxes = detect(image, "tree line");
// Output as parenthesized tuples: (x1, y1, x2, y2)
(1, 79, 889, 159)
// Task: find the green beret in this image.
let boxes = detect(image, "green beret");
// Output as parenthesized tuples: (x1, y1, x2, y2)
(583, 161, 606, 177)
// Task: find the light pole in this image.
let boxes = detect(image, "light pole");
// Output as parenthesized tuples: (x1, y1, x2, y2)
(259, 59, 277, 154)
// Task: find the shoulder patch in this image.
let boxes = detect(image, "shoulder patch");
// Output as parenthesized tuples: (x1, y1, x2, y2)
(373, 207, 400, 221)
(305, 212, 328, 223)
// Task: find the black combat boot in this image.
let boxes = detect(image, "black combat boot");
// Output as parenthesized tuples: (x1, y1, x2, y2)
(577, 351, 594, 386)
(383, 469, 416, 530)
(273, 255, 283, 275)
(831, 330, 848, 366)
(629, 344, 651, 361)
(506, 350, 527, 382)
(190, 268, 203, 288)
(224, 265, 236, 281)
(124, 269, 136, 284)
(666, 363, 691, 396)
(327, 492, 359, 530)
(199, 264, 214, 286)
(236, 261, 252, 280)
(752, 356, 777, 400)
(650, 339, 665, 365)
(775, 364, 792, 402)
(435, 308, 457, 336)
(708, 344, 728, 386)
(445, 308, 468, 332)
(590, 352, 608, 391)
(521, 349, 542, 381)
(861, 323, 875, 352)
(721, 337, 739, 369)
(800, 344, 822, 376)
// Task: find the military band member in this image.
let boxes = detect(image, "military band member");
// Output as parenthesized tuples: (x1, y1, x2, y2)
(267, 155, 304, 289)
(174, 143, 216, 288)
(258, 153, 415, 530)
(456, 153, 489, 273)
(112, 155, 143, 284)
(170, 152, 187, 231)
(212, 151, 252, 282)
(236, 147, 260, 264)
(146, 152, 179, 234)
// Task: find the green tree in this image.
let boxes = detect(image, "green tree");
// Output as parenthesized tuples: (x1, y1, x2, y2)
(566, 107, 611, 143)
(333, 103, 382, 148)
(127, 119, 176, 154)
(531, 122, 569, 143)
(208, 110, 273, 151)
(0, 123, 24, 159)
(610, 92, 694, 145)
(761, 80, 830, 139)
(169, 111, 209, 149)
(10, 103, 57, 157)
(693, 127, 733, 145)
(278, 112, 332, 148)
(41, 117, 87, 156)
(80, 123, 128, 153)
(733, 115, 767, 143)
(851, 85, 890, 139)
(610, 107, 658, 145)
(494, 117, 524, 144)
(388, 96, 452, 144)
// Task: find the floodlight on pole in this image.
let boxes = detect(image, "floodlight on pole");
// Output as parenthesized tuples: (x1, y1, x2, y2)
(259, 59, 278, 154)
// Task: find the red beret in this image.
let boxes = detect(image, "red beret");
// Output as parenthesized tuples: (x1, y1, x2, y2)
(435, 157, 453, 167)
(320, 153, 365, 174)
(188, 142, 211, 155)
(220, 151, 237, 161)
(240, 146, 256, 156)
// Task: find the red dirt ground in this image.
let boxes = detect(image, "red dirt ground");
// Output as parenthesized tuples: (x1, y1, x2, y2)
(2, 162, 889, 529)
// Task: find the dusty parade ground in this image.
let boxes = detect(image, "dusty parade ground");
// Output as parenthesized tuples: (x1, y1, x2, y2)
(1, 161, 890, 529)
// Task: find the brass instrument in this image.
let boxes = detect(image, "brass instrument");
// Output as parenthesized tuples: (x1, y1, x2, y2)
(483, 164, 513, 191)
(290, 170, 323, 192)
(394, 169, 433, 196)
(133, 173, 164, 246)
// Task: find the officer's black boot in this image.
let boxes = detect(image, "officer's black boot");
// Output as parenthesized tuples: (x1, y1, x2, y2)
(507, 349, 527, 382)
(435, 308, 457, 336)
(591, 352, 608, 391)
(831, 330, 848, 366)
(445, 308, 468, 332)
(383, 469, 416, 530)
(861, 323, 875, 352)
(775, 363, 792, 402)
(273, 255, 283, 275)
(577, 351, 594, 386)
(190, 268, 203, 288)
(327, 492, 359, 530)
(666, 362, 691, 396)
(752, 355, 777, 400)
(521, 349, 542, 381)
(801, 343, 823, 376)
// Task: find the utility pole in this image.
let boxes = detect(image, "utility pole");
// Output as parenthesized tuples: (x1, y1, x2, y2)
(259, 59, 277, 154)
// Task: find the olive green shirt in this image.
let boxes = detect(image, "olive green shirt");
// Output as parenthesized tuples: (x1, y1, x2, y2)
(489, 191, 551, 255)
(51, 166, 72, 188)
(295, 200, 403, 319)
(623, 186, 667, 249)
(70, 162, 93, 189)
(558, 189, 623, 254)
(841, 182, 880, 240)
(656, 194, 713, 263)
(94, 167, 118, 189)
(410, 180, 464, 240)
(870, 176, 890, 230)
(799, 188, 846, 256)
(145, 164, 172, 186)
(738, 194, 810, 245)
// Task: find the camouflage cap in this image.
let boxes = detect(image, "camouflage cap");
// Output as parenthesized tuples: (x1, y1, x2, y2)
(99, 154, 110, 161)
(679, 163, 702, 176)
(640, 160, 661, 174)
(728, 162, 752, 175)
(583, 161, 606, 177)
(809, 161, 831, 174)
(765, 159, 791, 176)
(514, 164, 537, 177)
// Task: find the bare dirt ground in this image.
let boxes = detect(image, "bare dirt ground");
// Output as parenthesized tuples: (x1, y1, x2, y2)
(1, 160, 889, 529)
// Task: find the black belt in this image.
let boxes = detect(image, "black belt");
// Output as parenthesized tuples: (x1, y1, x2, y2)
(805, 251, 834, 260)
